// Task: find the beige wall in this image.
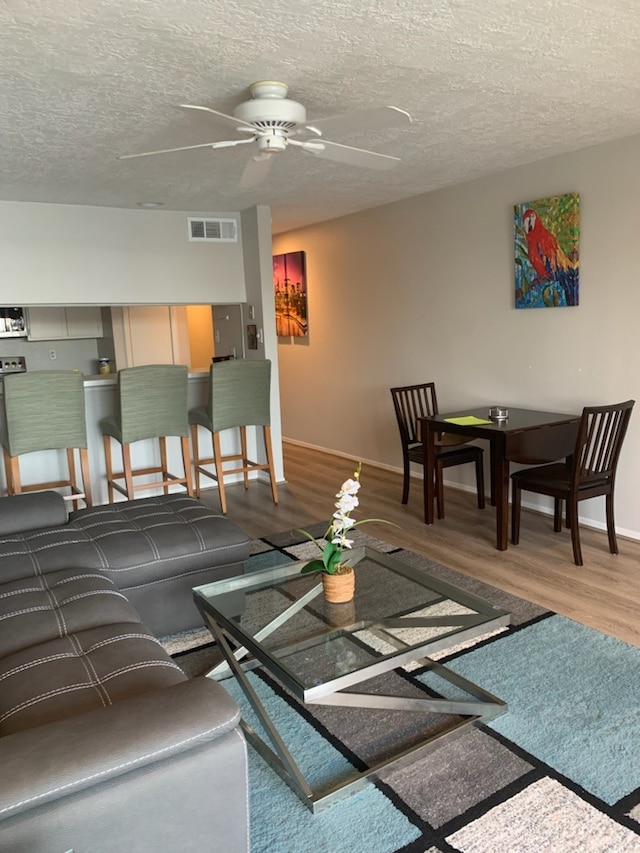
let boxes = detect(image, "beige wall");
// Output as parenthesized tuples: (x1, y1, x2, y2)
(273, 133, 640, 540)
(0, 202, 245, 304)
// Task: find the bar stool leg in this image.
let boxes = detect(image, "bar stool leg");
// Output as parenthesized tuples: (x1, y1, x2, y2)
(7, 454, 22, 495)
(213, 431, 227, 514)
(190, 424, 201, 498)
(264, 425, 279, 505)
(122, 443, 135, 500)
(159, 436, 169, 495)
(240, 426, 249, 490)
(103, 436, 115, 503)
(79, 448, 93, 507)
(66, 448, 81, 510)
(66, 448, 79, 509)
(180, 435, 193, 496)
(3, 447, 15, 494)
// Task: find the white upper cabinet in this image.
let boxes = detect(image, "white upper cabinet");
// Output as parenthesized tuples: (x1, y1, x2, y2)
(26, 307, 103, 340)
(65, 307, 104, 338)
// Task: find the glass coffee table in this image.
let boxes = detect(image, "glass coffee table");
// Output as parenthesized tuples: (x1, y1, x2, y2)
(193, 546, 509, 812)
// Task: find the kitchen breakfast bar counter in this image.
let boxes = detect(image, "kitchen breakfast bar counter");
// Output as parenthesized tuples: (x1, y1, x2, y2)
(0, 370, 255, 506)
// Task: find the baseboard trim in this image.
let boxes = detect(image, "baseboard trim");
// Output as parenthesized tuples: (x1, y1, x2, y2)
(282, 437, 400, 476)
(282, 437, 640, 543)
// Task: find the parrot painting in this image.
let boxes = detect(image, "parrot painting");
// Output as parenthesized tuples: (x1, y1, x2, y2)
(520, 206, 579, 307)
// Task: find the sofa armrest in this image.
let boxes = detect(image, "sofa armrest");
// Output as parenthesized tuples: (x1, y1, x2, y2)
(0, 491, 68, 535)
(0, 677, 241, 821)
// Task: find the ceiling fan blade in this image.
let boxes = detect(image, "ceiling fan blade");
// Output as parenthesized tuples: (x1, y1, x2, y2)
(209, 137, 256, 149)
(239, 153, 275, 189)
(287, 138, 324, 152)
(309, 139, 401, 170)
(179, 104, 256, 132)
(118, 141, 227, 159)
(119, 136, 255, 160)
(296, 106, 411, 139)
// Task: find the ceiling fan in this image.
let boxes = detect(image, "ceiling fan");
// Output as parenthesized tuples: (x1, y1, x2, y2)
(119, 81, 412, 188)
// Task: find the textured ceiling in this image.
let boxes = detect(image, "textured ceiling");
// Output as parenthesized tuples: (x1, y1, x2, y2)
(2, 0, 640, 233)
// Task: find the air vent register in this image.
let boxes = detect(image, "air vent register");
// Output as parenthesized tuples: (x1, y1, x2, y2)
(188, 218, 238, 243)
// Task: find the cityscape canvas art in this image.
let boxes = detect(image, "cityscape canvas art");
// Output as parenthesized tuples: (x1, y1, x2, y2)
(514, 192, 580, 309)
(273, 250, 309, 337)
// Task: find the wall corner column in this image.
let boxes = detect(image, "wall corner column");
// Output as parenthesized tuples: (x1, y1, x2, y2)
(240, 206, 283, 481)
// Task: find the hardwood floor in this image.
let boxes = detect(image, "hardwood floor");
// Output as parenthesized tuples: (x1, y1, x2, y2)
(203, 443, 640, 648)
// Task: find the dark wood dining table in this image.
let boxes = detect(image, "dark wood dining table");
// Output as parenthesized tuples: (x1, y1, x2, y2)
(420, 407, 581, 551)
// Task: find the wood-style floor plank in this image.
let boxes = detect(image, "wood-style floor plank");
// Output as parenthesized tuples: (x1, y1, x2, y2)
(201, 443, 640, 648)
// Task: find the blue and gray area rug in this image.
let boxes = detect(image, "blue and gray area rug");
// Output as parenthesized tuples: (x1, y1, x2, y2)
(168, 526, 640, 853)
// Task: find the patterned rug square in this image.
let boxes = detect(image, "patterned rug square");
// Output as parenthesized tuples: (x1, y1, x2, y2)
(421, 615, 640, 806)
(167, 528, 640, 853)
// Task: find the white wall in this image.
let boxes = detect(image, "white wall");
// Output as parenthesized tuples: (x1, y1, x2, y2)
(273, 133, 640, 539)
(1, 202, 245, 304)
(241, 206, 284, 481)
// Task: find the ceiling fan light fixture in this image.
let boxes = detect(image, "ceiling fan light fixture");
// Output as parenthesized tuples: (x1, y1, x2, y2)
(256, 134, 287, 153)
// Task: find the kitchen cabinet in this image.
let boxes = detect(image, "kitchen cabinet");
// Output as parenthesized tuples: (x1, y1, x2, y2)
(66, 307, 104, 338)
(26, 307, 103, 340)
(26, 307, 66, 339)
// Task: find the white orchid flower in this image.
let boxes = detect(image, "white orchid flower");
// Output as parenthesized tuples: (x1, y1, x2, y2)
(336, 478, 361, 498)
(332, 512, 356, 529)
(336, 494, 359, 513)
(331, 533, 354, 549)
(297, 462, 394, 577)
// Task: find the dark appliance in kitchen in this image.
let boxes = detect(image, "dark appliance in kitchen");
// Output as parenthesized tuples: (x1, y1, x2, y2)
(0, 307, 27, 338)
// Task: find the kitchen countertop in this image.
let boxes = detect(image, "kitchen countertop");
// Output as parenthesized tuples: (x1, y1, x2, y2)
(85, 369, 209, 383)
(1, 369, 211, 392)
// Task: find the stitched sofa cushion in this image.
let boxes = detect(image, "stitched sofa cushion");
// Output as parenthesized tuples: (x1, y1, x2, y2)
(0, 492, 68, 536)
(0, 569, 142, 659)
(0, 622, 186, 736)
(0, 494, 250, 588)
(0, 527, 104, 585)
(68, 494, 250, 589)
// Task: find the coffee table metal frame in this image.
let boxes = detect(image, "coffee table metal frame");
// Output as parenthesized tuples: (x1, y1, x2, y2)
(193, 546, 509, 812)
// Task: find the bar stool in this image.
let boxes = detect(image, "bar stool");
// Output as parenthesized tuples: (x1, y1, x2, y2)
(189, 358, 278, 514)
(1, 370, 92, 508)
(100, 364, 193, 501)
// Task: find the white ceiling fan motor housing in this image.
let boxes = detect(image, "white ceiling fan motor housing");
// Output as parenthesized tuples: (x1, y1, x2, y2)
(233, 80, 307, 149)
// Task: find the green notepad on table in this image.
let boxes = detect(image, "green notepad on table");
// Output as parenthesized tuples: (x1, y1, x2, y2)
(443, 415, 493, 426)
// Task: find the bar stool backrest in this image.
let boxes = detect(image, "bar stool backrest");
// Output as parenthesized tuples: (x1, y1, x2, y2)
(117, 364, 189, 444)
(2, 371, 87, 456)
(208, 359, 271, 433)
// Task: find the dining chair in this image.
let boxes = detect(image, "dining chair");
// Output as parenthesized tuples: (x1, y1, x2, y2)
(390, 382, 485, 518)
(510, 399, 635, 566)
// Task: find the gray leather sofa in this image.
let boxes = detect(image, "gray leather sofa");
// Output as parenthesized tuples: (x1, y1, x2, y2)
(0, 491, 251, 852)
